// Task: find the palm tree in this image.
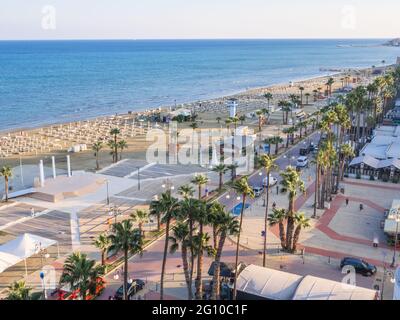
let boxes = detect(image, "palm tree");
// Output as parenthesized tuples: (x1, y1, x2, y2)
(230, 116, 240, 131)
(189, 122, 198, 130)
(299, 87, 305, 106)
(231, 177, 255, 300)
(157, 192, 180, 300)
(212, 164, 228, 191)
(216, 117, 222, 124)
(239, 115, 246, 125)
(93, 233, 111, 266)
(110, 128, 121, 163)
(339, 144, 355, 181)
(280, 167, 305, 252)
(292, 213, 311, 252)
(266, 136, 283, 155)
(313, 89, 319, 102)
(130, 209, 150, 237)
(225, 118, 232, 132)
(209, 207, 239, 300)
(150, 198, 164, 232)
(108, 220, 143, 300)
(60, 252, 105, 300)
(258, 155, 278, 267)
(92, 141, 103, 170)
(169, 221, 193, 300)
(268, 208, 287, 250)
(0, 166, 12, 202)
(264, 92, 273, 108)
(191, 174, 209, 200)
(326, 77, 335, 96)
(192, 200, 212, 300)
(6, 280, 32, 300)
(256, 110, 264, 132)
(118, 140, 128, 161)
(227, 163, 239, 181)
(178, 184, 195, 199)
(107, 140, 117, 163)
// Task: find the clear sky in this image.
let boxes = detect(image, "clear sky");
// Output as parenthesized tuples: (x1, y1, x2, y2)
(1, 0, 399, 40)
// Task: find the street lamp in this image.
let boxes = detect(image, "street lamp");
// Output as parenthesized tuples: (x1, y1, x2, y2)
(35, 242, 50, 269)
(391, 210, 400, 268)
(136, 167, 141, 191)
(39, 271, 47, 300)
(162, 178, 174, 192)
(109, 205, 122, 225)
(105, 179, 110, 206)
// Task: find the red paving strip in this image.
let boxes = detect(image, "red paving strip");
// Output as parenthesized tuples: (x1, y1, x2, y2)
(345, 179, 400, 191)
(315, 194, 391, 249)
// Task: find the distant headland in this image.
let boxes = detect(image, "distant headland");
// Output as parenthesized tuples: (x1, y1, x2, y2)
(384, 38, 400, 47)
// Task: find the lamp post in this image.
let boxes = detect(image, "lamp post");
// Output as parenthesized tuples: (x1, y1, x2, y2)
(39, 271, 47, 300)
(109, 205, 122, 225)
(106, 179, 110, 206)
(137, 167, 141, 191)
(162, 178, 174, 193)
(35, 242, 50, 269)
(391, 211, 400, 268)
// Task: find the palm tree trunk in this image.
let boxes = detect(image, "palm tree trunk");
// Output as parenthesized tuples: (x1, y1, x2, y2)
(263, 170, 270, 267)
(275, 143, 279, 155)
(181, 245, 192, 300)
(211, 232, 226, 300)
(292, 226, 302, 253)
(189, 219, 195, 298)
(286, 196, 295, 252)
(313, 164, 319, 218)
(233, 194, 246, 300)
(5, 178, 9, 202)
(198, 186, 202, 200)
(123, 248, 128, 300)
(278, 222, 286, 249)
(195, 223, 204, 300)
(101, 250, 105, 266)
(219, 173, 223, 191)
(160, 219, 170, 300)
(96, 155, 100, 170)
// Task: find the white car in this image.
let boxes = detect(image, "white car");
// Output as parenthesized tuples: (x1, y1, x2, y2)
(263, 175, 278, 188)
(252, 186, 264, 197)
(296, 156, 309, 168)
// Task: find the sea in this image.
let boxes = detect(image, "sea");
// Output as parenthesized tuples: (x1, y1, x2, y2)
(0, 39, 399, 132)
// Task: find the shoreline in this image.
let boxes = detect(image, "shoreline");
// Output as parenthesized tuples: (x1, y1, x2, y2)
(0, 64, 386, 137)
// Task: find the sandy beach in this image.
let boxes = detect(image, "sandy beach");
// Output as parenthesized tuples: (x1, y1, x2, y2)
(0, 65, 389, 172)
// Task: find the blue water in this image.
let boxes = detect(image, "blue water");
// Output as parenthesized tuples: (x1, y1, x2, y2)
(0, 39, 399, 131)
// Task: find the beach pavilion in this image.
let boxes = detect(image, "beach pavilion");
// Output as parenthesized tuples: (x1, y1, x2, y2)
(348, 155, 400, 182)
(0, 233, 59, 277)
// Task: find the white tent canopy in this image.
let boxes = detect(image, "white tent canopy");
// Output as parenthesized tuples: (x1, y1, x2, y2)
(0, 233, 58, 275)
(236, 265, 378, 300)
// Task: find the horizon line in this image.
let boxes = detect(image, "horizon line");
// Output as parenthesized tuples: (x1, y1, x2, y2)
(0, 37, 394, 42)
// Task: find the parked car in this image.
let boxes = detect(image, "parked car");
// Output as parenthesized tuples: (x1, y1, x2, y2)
(114, 279, 146, 300)
(252, 186, 264, 197)
(263, 175, 278, 188)
(296, 156, 309, 168)
(340, 257, 377, 276)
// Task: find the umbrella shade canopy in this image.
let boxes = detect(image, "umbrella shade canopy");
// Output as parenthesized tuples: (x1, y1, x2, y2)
(208, 261, 247, 278)
(0, 233, 57, 274)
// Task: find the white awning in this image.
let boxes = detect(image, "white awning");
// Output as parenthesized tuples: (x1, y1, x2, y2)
(293, 275, 378, 300)
(0, 233, 58, 274)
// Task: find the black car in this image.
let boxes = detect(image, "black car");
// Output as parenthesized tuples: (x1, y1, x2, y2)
(340, 257, 377, 276)
(114, 279, 146, 300)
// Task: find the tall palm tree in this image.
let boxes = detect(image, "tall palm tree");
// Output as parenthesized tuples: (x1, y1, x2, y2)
(179, 198, 200, 296)
(0, 166, 12, 202)
(216, 117, 221, 124)
(192, 200, 211, 300)
(150, 198, 164, 232)
(209, 207, 239, 300)
(280, 167, 306, 252)
(258, 155, 278, 267)
(239, 115, 246, 125)
(230, 116, 240, 131)
(299, 86, 305, 106)
(6, 280, 32, 300)
(268, 208, 287, 250)
(93, 233, 111, 266)
(107, 220, 143, 300)
(305, 92, 311, 105)
(169, 221, 193, 300)
(118, 140, 128, 161)
(178, 184, 195, 199)
(60, 252, 105, 300)
(110, 128, 121, 163)
(256, 110, 264, 132)
(130, 209, 149, 237)
(266, 136, 283, 155)
(264, 92, 273, 108)
(231, 177, 255, 300)
(292, 213, 311, 252)
(191, 174, 209, 200)
(326, 77, 335, 96)
(212, 164, 228, 191)
(158, 191, 180, 300)
(189, 122, 198, 130)
(278, 100, 289, 124)
(92, 141, 103, 170)
(339, 144, 355, 181)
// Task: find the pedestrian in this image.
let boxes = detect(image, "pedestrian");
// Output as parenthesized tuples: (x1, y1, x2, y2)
(30, 207, 35, 217)
(272, 202, 277, 210)
(345, 198, 349, 206)
(359, 203, 364, 211)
